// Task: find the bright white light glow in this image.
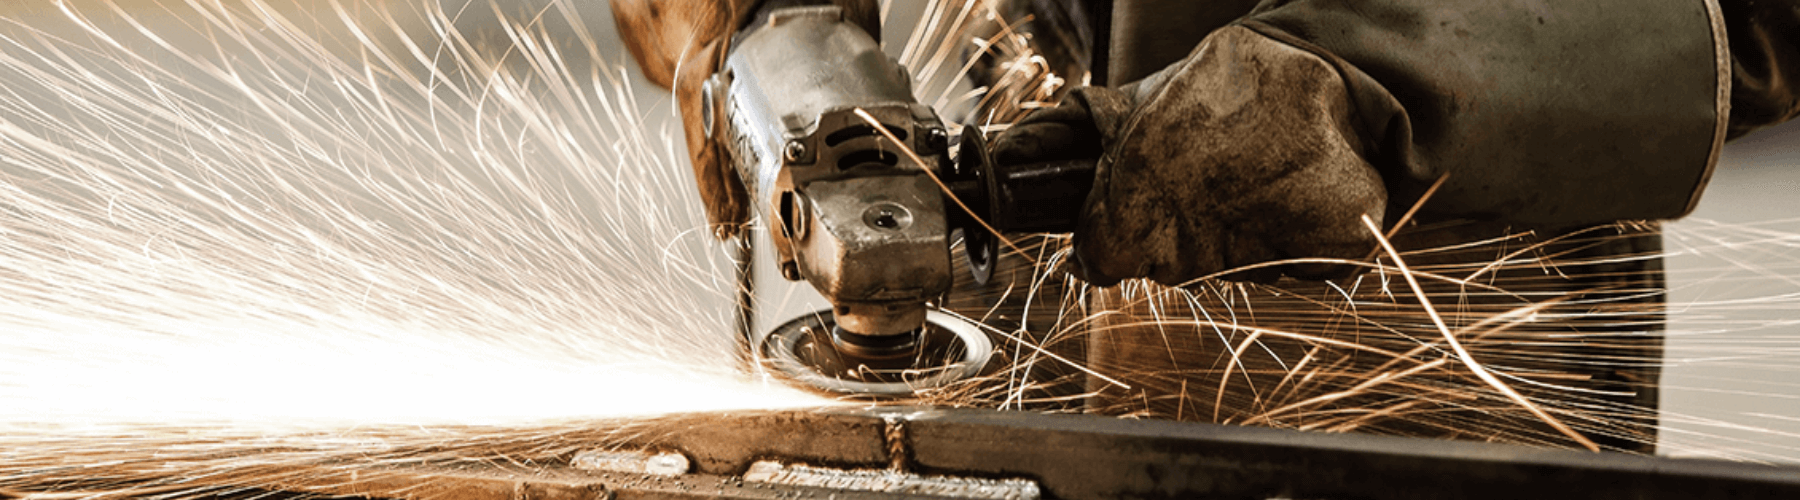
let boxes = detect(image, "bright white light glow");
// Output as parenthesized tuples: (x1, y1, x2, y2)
(0, 0, 831, 431)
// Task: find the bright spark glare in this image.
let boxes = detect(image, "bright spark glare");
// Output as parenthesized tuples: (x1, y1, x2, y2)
(0, 0, 830, 430)
(1, 4, 1799, 498)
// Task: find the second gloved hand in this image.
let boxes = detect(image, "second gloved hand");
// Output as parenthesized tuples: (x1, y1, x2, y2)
(992, 26, 1389, 287)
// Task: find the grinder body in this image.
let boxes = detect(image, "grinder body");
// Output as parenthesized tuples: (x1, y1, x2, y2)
(709, 5, 955, 341)
(711, 4, 1099, 393)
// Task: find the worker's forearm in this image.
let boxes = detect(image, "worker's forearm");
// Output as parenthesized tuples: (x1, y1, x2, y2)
(1242, 0, 1727, 228)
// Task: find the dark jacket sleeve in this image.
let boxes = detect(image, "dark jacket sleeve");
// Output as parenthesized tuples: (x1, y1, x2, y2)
(1032, 0, 1792, 228)
(1236, 0, 1732, 228)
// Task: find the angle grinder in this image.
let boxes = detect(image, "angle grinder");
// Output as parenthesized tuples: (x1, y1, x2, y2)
(711, 3, 1095, 397)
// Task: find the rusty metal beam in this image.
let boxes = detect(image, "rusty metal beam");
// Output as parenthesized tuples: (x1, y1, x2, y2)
(23, 407, 1800, 500)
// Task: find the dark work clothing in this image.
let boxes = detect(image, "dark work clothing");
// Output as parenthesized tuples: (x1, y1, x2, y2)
(1243, 0, 1724, 227)
(1002, 0, 1800, 229)
(978, 0, 1799, 455)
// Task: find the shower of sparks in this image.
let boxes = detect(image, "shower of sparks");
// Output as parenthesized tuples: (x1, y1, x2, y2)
(0, 0, 829, 432)
(922, 219, 1800, 462)
(1, 0, 1799, 498)
(1660, 217, 1800, 461)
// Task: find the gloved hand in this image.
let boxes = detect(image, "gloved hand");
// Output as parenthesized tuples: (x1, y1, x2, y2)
(992, 26, 1388, 287)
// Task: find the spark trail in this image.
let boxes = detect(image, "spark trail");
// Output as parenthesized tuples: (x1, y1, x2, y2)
(1, 1, 1799, 498)
(0, 0, 828, 430)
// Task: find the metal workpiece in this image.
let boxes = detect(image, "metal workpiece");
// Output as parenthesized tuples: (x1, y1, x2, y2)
(583, 406, 1800, 500)
(745, 461, 1040, 499)
(572, 449, 693, 476)
(159, 407, 1800, 500)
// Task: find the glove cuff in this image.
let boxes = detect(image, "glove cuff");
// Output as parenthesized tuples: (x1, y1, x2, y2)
(1062, 86, 1134, 149)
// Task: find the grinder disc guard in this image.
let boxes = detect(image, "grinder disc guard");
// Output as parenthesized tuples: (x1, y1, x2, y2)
(757, 309, 992, 397)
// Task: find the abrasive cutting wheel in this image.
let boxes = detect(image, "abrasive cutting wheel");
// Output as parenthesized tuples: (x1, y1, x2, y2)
(755, 309, 992, 397)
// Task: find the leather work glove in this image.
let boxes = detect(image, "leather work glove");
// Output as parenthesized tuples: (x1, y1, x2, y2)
(992, 26, 1387, 287)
